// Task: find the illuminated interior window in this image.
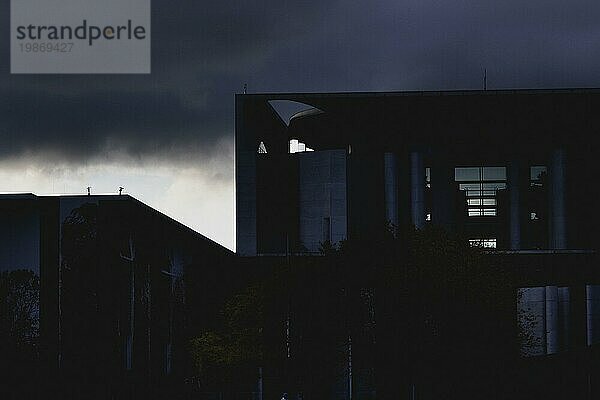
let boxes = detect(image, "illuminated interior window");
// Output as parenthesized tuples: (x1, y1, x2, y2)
(455, 166, 506, 217)
(530, 166, 547, 187)
(289, 139, 314, 153)
(257, 141, 268, 154)
(469, 238, 497, 248)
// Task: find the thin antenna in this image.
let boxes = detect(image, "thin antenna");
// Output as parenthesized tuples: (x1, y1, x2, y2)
(243, 84, 247, 94)
(119, 186, 124, 195)
(483, 68, 487, 91)
(87, 186, 91, 196)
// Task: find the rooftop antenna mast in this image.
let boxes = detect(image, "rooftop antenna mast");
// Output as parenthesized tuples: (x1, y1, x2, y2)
(243, 84, 247, 94)
(87, 186, 91, 196)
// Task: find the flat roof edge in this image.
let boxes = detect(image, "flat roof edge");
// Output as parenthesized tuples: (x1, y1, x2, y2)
(237, 87, 600, 99)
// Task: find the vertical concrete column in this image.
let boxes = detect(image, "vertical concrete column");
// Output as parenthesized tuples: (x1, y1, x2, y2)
(546, 286, 559, 354)
(558, 287, 570, 351)
(235, 96, 258, 256)
(384, 152, 399, 228)
(586, 285, 600, 346)
(507, 160, 521, 250)
(431, 156, 456, 230)
(568, 285, 588, 349)
(410, 151, 425, 229)
(258, 367, 263, 400)
(550, 149, 567, 250)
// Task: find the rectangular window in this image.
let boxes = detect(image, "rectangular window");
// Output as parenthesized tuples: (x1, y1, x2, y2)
(289, 139, 314, 153)
(530, 166, 547, 187)
(528, 165, 547, 249)
(455, 167, 480, 181)
(469, 238, 497, 248)
(467, 198, 497, 206)
(482, 167, 506, 181)
(456, 166, 506, 217)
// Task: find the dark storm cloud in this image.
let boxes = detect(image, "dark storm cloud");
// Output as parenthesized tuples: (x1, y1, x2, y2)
(0, 88, 226, 161)
(2, 0, 600, 163)
(0, 1, 339, 162)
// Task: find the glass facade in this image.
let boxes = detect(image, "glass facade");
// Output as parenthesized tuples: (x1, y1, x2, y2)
(455, 167, 506, 217)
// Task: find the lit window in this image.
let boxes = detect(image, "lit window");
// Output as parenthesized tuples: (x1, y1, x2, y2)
(289, 139, 314, 153)
(257, 141, 268, 154)
(530, 166, 547, 187)
(456, 166, 506, 217)
(469, 238, 497, 248)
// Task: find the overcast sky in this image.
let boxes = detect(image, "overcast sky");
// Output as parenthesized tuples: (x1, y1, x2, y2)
(2, 1, 600, 250)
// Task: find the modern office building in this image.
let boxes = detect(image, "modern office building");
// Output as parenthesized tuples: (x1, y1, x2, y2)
(0, 193, 234, 398)
(236, 89, 599, 256)
(236, 89, 600, 361)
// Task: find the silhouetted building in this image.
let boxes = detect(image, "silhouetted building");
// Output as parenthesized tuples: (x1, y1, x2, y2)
(3, 89, 600, 399)
(0, 194, 234, 399)
(236, 89, 600, 397)
(236, 89, 599, 255)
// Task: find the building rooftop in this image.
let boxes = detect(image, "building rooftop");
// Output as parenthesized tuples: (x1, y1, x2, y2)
(0, 193, 233, 255)
(237, 87, 600, 151)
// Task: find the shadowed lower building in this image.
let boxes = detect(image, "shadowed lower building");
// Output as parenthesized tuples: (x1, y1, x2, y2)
(0, 193, 234, 399)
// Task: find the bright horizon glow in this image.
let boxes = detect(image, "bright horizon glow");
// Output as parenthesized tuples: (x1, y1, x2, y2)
(0, 158, 235, 251)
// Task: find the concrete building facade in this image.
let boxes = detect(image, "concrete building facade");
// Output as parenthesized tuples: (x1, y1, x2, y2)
(236, 89, 599, 255)
(235, 89, 600, 361)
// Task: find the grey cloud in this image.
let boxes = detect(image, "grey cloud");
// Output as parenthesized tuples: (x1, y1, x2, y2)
(2, 0, 600, 164)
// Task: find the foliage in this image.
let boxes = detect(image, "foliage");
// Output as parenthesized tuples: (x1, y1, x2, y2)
(0, 269, 41, 398)
(0, 269, 40, 346)
(189, 284, 265, 376)
(516, 290, 543, 357)
(188, 224, 529, 398)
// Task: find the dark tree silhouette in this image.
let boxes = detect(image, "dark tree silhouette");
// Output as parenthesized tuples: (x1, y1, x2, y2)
(0, 268, 41, 399)
(188, 224, 524, 399)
